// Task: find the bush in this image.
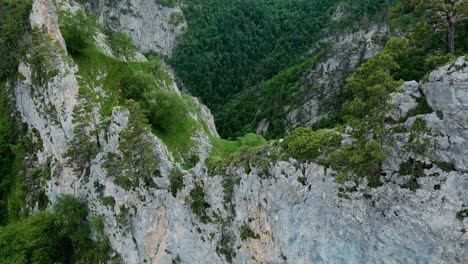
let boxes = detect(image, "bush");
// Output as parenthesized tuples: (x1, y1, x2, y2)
(240, 224, 257, 240)
(168, 169, 184, 197)
(53, 195, 89, 247)
(120, 70, 154, 101)
(282, 127, 342, 161)
(189, 185, 210, 223)
(148, 90, 192, 134)
(424, 54, 457, 71)
(160, 0, 177, 8)
(0, 195, 111, 263)
(434, 161, 456, 172)
(59, 10, 97, 55)
(236, 133, 267, 149)
(101, 196, 116, 209)
(108, 31, 136, 59)
(456, 209, 468, 219)
(0, 213, 70, 263)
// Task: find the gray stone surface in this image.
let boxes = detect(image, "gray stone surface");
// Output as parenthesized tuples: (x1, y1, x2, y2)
(389, 81, 421, 121)
(11, 2, 468, 264)
(93, 0, 186, 56)
(422, 56, 468, 171)
(286, 25, 390, 130)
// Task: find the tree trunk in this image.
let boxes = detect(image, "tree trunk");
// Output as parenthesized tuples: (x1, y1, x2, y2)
(446, 1, 456, 54)
(447, 19, 455, 54)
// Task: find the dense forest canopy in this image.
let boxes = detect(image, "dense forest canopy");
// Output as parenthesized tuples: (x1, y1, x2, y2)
(171, 0, 396, 138)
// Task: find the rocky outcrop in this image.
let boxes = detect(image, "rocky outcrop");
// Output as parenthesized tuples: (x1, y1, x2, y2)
(93, 0, 186, 56)
(389, 80, 421, 121)
(421, 56, 468, 171)
(286, 25, 390, 130)
(10, 1, 468, 263)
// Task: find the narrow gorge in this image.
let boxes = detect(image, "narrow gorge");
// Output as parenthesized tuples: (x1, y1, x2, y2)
(0, 0, 467, 263)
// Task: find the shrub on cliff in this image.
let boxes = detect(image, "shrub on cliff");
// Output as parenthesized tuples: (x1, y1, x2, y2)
(282, 127, 342, 162)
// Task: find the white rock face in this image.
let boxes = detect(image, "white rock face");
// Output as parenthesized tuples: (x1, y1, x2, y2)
(422, 56, 468, 171)
(15, 0, 79, 197)
(389, 81, 421, 121)
(286, 25, 390, 130)
(95, 0, 186, 56)
(30, 0, 66, 49)
(11, 2, 468, 264)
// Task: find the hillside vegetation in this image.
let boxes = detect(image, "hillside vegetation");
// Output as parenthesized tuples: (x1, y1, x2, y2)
(172, 0, 395, 138)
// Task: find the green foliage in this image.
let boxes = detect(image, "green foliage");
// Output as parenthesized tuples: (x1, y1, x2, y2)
(120, 70, 154, 101)
(148, 91, 195, 142)
(169, 12, 184, 26)
(391, 0, 468, 79)
(234, 133, 267, 150)
(0, 93, 17, 223)
(0, 213, 70, 263)
(182, 154, 200, 170)
(424, 54, 457, 70)
(240, 224, 257, 240)
(217, 48, 327, 139)
(282, 128, 342, 162)
(399, 119, 433, 191)
(27, 27, 60, 86)
(402, 117, 432, 179)
(53, 195, 89, 246)
(405, 96, 433, 119)
(399, 158, 432, 178)
(400, 178, 420, 191)
(392, 0, 468, 54)
(107, 31, 137, 59)
(326, 139, 386, 186)
(109, 101, 159, 190)
(172, 0, 393, 138)
(169, 169, 184, 197)
(64, 13, 204, 176)
(344, 38, 406, 120)
(59, 10, 97, 55)
(189, 185, 210, 223)
(207, 133, 267, 176)
(0, 2, 33, 219)
(172, 255, 182, 264)
(68, 24, 202, 161)
(0, 0, 32, 82)
(0, 195, 112, 263)
(101, 196, 116, 209)
(67, 85, 101, 176)
(311, 38, 408, 187)
(159, 0, 177, 8)
(312, 112, 346, 131)
(456, 208, 468, 219)
(297, 177, 307, 186)
(434, 161, 456, 172)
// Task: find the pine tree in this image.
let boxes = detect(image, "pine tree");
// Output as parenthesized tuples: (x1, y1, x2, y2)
(393, 0, 468, 53)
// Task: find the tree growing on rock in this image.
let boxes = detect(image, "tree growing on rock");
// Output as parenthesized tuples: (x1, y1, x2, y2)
(406, 117, 432, 176)
(392, 0, 468, 54)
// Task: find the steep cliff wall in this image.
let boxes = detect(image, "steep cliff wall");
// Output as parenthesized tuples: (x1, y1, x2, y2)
(286, 25, 390, 130)
(7, 1, 468, 263)
(92, 0, 185, 56)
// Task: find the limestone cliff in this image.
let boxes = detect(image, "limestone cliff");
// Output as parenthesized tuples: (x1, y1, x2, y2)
(286, 25, 390, 130)
(90, 0, 185, 56)
(7, 1, 468, 263)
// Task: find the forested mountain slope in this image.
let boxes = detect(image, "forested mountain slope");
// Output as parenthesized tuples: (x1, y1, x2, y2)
(171, 0, 395, 138)
(0, 0, 467, 263)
